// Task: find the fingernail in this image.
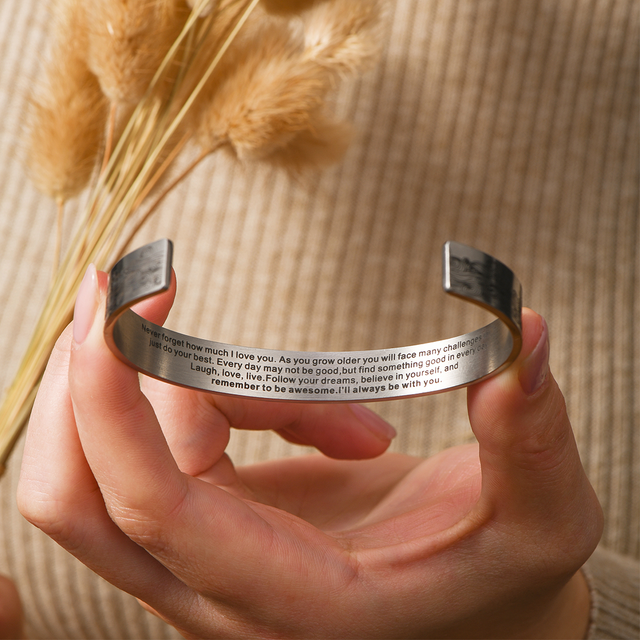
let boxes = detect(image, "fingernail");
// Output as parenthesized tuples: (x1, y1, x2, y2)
(73, 264, 98, 345)
(349, 404, 397, 441)
(519, 317, 550, 396)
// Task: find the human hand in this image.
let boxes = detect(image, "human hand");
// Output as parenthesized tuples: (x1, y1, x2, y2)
(18, 265, 602, 639)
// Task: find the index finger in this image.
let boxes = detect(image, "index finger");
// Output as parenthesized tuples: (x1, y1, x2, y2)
(67, 268, 353, 605)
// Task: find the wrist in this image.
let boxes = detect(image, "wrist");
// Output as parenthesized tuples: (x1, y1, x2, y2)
(521, 570, 591, 640)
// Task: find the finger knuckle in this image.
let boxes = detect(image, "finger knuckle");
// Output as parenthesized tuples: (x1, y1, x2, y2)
(17, 487, 78, 543)
(103, 481, 189, 551)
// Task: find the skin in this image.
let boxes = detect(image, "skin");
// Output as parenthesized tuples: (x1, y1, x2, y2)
(16, 269, 603, 639)
(0, 575, 22, 639)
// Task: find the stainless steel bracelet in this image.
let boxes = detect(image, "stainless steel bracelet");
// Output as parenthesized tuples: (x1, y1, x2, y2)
(105, 239, 522, 402)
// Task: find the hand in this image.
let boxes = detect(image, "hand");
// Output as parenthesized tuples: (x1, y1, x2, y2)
(18, 265, 603, 639)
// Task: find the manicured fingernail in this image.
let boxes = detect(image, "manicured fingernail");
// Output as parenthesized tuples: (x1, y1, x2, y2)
(350, 404, 397, 441)
(73, 264, 98, 345)
(519, 317, 550, 396)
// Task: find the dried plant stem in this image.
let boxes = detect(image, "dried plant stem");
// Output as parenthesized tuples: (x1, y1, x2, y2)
(1, 0, 382, 473)
(0, 0, 261, 472)
(53, 197, 65, 280)
(100, 103, 118, 176)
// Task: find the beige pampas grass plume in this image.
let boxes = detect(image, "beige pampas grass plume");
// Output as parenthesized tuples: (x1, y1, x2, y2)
(86, 0, 188, 105)
(1, 0, 386, 476)
(191, 1, 386, 171)
(302, 0, 387, 74)
(267, 109, 353, 171)
(193, 15, 343, 167)
(26, 0, 108, 203)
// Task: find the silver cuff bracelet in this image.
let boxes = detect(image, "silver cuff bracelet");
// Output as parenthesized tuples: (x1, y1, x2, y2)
(105, 239, 522, 402)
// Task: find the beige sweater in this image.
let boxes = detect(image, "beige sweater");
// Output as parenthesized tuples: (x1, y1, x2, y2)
(0, 1, 637, 637)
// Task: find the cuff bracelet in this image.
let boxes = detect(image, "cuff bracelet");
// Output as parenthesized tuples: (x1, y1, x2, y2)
(105, 240, 522, 402)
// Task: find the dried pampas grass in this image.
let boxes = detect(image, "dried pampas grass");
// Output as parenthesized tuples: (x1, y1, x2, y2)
(0, 0, 387, 472)
(26, 0, 108, 203)
(266, 110, 353, 172)
(193, 15, 338, 163)
(187, 0, 218, 17)
(302, 0, 387, 74)
(86, 0, 189, 105)
(191, 0, 388, 168)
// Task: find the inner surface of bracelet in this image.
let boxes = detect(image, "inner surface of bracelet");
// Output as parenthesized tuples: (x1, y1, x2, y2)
(104, 239, 522, 402)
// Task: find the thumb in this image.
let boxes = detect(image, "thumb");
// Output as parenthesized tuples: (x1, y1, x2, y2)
(467, 309, 602, 546)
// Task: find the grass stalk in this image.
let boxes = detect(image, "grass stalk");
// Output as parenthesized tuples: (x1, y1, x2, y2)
(0, 0, 259, 473)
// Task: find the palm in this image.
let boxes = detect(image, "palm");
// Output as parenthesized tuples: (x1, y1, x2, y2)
(144, 378, 483, 544)
(156, 441, 488, 639)
(232, 444, 482, 542)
